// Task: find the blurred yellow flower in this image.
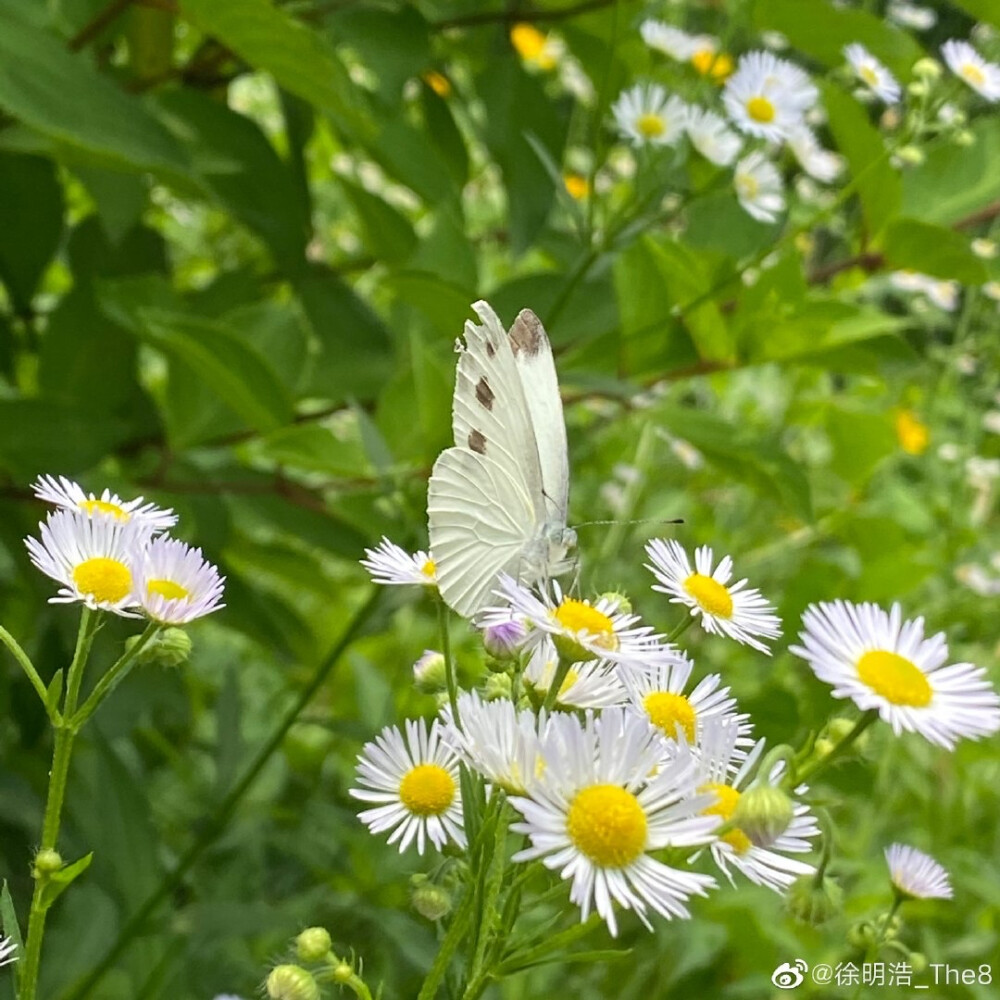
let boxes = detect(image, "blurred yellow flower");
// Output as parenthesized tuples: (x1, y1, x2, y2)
(422, 70, 451, 98)
(564, 173, 590, 199)
(895, 409, 929, 455)
(692, 49, 733, 80)
(510, 23, 559, 70)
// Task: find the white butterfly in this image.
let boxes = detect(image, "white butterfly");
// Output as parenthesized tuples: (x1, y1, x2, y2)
(428, 301, 576, 618)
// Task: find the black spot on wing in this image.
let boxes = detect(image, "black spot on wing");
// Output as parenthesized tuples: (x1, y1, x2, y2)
(509, 309, 545, 357)
(469, 429, 487, 454)
(475, 376, 495, 410)
(485, 339, 496, 358)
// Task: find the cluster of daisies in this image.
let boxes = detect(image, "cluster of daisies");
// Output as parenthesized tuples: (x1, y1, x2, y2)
(356, 535, 998, 933)
(608, 20, 999, 224)
(24, 475, 225, 624)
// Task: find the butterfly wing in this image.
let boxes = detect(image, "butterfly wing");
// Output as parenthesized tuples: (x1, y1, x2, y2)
(428, 446, 540, 617)
(430, 301, 550, 617)
(508, 309, 569, 524)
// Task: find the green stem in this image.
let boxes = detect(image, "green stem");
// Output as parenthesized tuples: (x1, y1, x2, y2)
(71, 622, 161, 730)
(541, 656, 574, 712)
(437, 597, 461, 727)
(666, 615, 694, 643)
(793, 710, 879, 786)
(20, 608, 99, 1000)
(0, 626, 58, 721)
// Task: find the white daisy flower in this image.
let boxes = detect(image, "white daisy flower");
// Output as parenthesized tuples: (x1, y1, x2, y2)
(646, 539, 783, 653)
(509, 708, 718, 936)
(25, 509, 145, 615)
(33, 474, 176, 533)
(733, 151, 786, 223)
(787, 125, 843, 183)
(524, 637, 629, 709)
(790, 601, 1000, 750)
(942, 40, 1000, 102)
(133, 536, 225, 624)
(440, 691, 545, 795)
(0, 934, 16, 968)
(350, 718, 465, 855)
(924, 279, 960, 311)
(611, 83, 688, 147)
(483, 574, 680, 673)
(884, 843, 953, 900)
(696, 721, 818, 892)
(685, 107, 743, 166)
(723, 50, 818, 141)
(360, 536, 437, 587)
(640, 21, 716, 61)
(887, 2, 936, 30)
(844, 43, 901, 103)
(624, 654, 753, 753)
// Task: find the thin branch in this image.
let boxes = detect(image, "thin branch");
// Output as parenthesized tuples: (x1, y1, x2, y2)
(69, 0, 135, 51)
(431, 0, 636, 30)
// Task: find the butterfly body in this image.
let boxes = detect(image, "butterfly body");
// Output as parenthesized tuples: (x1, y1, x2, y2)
(428, 302, 574, 618)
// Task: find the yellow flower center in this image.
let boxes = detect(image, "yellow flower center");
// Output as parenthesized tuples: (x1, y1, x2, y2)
(700, 782, 752, 854)
(564, 173, 589, 200)
(961, 63, 985, 87)
(72, 557, 132, 604)
(147, 579, 191, 601)
(856, 650, 932, 707)
(746, 96, 776, 123)
(421, 559, 437, 580)
(79, 499, 129, 520)
(860, 65, 879, 87)
(566, 784, 647, 867)
(895, 410, 929, 455)
(551, 599, 619, 658)
(692, 50, 732, 80)
(510, 23, 557, 69)
(736, 174, 760, 201)
(422, 71, 451, 98)
(636, 112, 666, 138)
(683, 574, 734, 618)
(398, 763, 456, 816)
(643, 691, 697, 741)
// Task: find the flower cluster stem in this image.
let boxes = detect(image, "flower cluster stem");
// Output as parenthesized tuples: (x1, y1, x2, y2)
(794, 710, 879, 785)
(437, 597, 461, 727)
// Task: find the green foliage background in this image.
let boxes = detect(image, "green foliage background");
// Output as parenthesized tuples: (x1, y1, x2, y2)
(0, 0, 998, 997)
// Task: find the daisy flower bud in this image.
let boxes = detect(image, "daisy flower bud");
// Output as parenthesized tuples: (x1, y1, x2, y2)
(896, 145, 925, 165)
(411, 874, 453, 920)
(127, 627, 193, 668)
(294, 926, 332, 963)
(484, 672, 513, 701)
(913, 57, 941, 81)
(33, 848, 64, 876)
(481, 620, 527, 660)
(412, 650, 447, 693)
(266, 965, 320, 1000)
(786, 874, 844, 925)
(731, 782, 796, 848)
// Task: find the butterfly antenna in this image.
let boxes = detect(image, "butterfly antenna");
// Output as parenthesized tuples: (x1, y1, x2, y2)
(574, 517, 684, 529)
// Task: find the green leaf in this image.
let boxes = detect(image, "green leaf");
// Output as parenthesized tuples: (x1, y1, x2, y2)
(0, 879, 22, 953)
(254, 423, 369, 476)
(654, 403, 813, 521)
(820, 81, 901, 241)
(826, 407, 896, 485)
(901, 117, 1000, 226)
(420, 84, 468, 188)
(46, 668, 64, 715)
(134, 309, 294, 435)
(178, 0, 363, 127)
(340, 179, 417, 264)
(0, 8, 189, 175)
(948, 0, 1000, 28)
(156, 89, 309, 271)
(39, 852, 93, 910)
(0, 152, 63, 310)
(883, 218, 988, 284)
(753, 0, 922, 77)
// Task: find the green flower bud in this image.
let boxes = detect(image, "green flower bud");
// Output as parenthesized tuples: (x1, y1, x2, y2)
(127, 627, 192, 668)
(597, 591, 632, 615)
(413, 650, 447, 694)
(907, 80, 928, 98)
(954, 130, 975, 147)
(731, 784, 795, 847)
(266, 965, 320, 1000)
(847, 920, 878, 950)
(896, 145, 925, 166)
(411, 874, 453, 921)
(33, 848, 63, 876)
(912, 58, 941, 81)
(483, 672, 513, 701)
(786, 874, 844, 925)
(910, 952, 928, 973)
(331, 962, 355, 984)
(295, 926, 332, 963)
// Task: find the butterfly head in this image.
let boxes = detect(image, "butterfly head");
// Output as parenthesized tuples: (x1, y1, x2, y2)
(543, 522, 577, 575)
